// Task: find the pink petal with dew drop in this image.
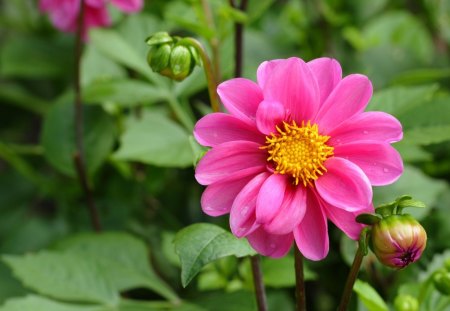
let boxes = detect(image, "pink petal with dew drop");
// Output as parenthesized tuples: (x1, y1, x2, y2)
(230, 173, 269, 238)
(255, 174, 288, 224)
(256, 59, 284, 89)
(195, 141, 266, 186)
(264, 185, 307, 235)
(255, 100, 286, 135)
(217, 78, 263, 124)
(315, 157, 372, 212)
(111, 0, 144, 12)
(334, 142, 403, 186)
(323, 200, 373, 240)
(263, 57, 320, 123)
(328, 111, 403, 145)
(307, 58, 342, 105)
(294, 190, 329, 260)
(201, 175, 254, 217)
(194, 113, 264, 147)
(247, 227, 294, 258)
(315, 74, 372, 134)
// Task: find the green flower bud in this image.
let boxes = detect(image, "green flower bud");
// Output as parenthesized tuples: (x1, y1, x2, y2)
(433, 270, 450, 296)
(169, 44, 194, 81)
(370, 214, 427, 269)
(147, 44, 172, 75)
(394, 294, 419, 311)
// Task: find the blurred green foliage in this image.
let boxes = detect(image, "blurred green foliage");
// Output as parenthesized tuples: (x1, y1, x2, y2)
(1, 0, 450, 310)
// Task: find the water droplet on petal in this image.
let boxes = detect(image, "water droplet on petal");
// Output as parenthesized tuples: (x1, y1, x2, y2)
(269, 243, 276, 249)
(383, 168, 389, 173)
(363, 130, 369, 135)
(204, 206, 214, 211)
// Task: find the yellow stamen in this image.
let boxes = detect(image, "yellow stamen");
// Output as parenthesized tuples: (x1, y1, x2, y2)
(261, 121, 334, 186)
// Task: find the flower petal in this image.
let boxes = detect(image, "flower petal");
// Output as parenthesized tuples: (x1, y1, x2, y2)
(255, 100, 286, 135)
(334, 142, 403, 186)
(264, 185, 307, 235)
(255, 174, 288, 224)
(256, 59, 284, 89)
(201, 175, 254, 216)
(246, 227, 294, 258)
(294, 191, 329, 260)
(217, 78, 263, 123)
(111, 0, 143, 12)
(194, 113, 264, 147)
(230, 173, 269, 237)
(315, 74, 373, 133)
(328, 111, 403, 145)
(323, 200, 373, 240)
(315, 157, 372, 212)
(263, 57, 320, 123)
(307, 58, 342, 105)
(195, 141, 266, 185)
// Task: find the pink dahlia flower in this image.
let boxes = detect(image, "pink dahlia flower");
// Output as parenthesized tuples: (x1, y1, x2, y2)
(194, 57, 404, 260)
(39, 0, 143, 39)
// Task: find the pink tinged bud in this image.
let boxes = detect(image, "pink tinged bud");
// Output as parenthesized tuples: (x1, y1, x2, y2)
(371, 215, 427, 269)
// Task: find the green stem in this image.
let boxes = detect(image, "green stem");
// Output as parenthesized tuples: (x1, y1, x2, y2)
(295, 247, 306, 311)
(73, 0, 101, 232)
(179, 38, 220, 112)
(337, 245, 365, 311)
(250, 256, 268, 311)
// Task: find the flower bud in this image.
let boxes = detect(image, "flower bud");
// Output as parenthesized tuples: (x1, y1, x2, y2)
(169, 44, 195, 81)
(394, 294, 419, 311)
(147, 44, 172, 75)
(433, 270, 450, 296)
(370, 214, 427, 269)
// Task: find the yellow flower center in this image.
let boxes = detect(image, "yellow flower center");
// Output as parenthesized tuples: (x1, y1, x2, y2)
(262, 121, 334, 187)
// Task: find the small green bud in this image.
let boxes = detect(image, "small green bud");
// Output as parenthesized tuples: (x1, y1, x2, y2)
(169, 44, 194, 81)
(394, 294, 419, 311)
(147, 44, 172, 74)
(370, 214, 427, 269)
(433, 270, 450, 296)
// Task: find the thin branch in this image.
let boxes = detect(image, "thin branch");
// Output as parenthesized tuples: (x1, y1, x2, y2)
(231, 0, 249, 77)
(201, 0, 221, 82)
(250, 256, 268, 311)
(295, 247, 306, 311)
(73, 0, 101, 232)
(337, 244, 365, 311)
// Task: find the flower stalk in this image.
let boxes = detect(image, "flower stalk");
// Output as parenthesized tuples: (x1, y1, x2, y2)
(250, 255, 268, 311)
(337, 229, 368, 311)
(73, 0, 101, 232)
(295, 247, 306, 311)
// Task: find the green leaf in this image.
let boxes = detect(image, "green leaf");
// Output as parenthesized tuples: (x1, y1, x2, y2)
(0, 295, 107, 311)
(398, 199, 426, 209)
(192, 290, 256, 311)
(2, 252, 119, 305)
(262, 255, 317, 288)
(173, 223, 256, 287)
(0, 35, 73, 78)
(367, 84, 438, 116)
(373, 165, 448, 220)
(0, 82, 49, 115)
(89, 29, 159, 83)
(84, 79, 168, 107)
(113, 111, 193, 168)
(56, 232, 179, 302)
(41, 100, 116, 177)
(81, 44, 126, 86)
(353, 279, 388, 311)
(355, 213, 381, 225)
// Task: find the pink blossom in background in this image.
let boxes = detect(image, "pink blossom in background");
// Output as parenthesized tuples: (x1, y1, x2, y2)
(194, 57, 404, 260)
(39, 0, 143, 38)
